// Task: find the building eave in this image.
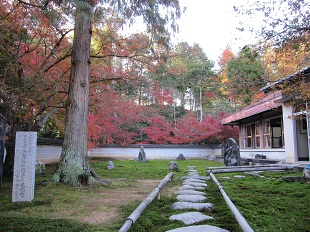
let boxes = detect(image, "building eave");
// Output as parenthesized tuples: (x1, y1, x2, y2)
(260, 66, 310, 93)
(221, 91, 283, 125)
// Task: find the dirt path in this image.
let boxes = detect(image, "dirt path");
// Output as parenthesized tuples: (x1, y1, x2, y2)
(76, 179, 178, 225)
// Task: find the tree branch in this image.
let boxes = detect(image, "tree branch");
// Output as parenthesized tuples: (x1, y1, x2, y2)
(17, 0, 43, 8)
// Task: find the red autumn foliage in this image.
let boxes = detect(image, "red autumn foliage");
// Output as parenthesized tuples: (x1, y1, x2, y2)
(141, 115, 176, 144)
(173, 112, 222, 144)
(214, 111, 239, 142)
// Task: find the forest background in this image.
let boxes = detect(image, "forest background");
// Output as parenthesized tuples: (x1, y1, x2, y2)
(1, 0, 309, 184)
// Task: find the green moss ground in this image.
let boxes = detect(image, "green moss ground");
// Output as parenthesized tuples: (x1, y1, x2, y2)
(0, 159, 309, 232)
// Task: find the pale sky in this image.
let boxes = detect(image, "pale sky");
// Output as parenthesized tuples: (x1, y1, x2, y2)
(174, 0, 259, 65)
(122, 0, 261, 67)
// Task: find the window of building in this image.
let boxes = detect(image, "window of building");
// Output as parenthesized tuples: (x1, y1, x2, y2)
(255, 123, 260, 148)
(263, 121, 271, 148)
(263, 117, 284, 148)
(242, 124, 252, 148)
(242, 117, 283, 149)
(270, 117, 283, 148)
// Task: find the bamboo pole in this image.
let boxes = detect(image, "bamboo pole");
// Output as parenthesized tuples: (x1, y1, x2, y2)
(207, 165, 295, 174)
(207, 164, 287, 170)
(210, 172, 254, 232)
(119, 172, 174, 232)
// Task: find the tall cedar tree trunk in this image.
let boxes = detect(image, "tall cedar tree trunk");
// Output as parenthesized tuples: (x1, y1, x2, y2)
(53, 1, 94, 185)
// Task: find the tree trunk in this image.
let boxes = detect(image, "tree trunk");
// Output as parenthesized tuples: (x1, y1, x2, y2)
(53, 1, 94, 186)
(199, 79, 203, 122)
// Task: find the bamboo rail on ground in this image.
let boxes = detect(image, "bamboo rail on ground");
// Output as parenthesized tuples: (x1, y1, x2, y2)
(207, 164, 298, 231)
(119, 172, 174, 232)
(207, 165, 295, 174)
(210, 172, 254, 232)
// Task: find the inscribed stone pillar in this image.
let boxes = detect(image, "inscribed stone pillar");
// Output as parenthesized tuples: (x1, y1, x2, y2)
(12, 132, 37, 202)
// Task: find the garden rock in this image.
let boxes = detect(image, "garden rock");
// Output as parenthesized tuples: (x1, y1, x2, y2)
(303, 164, 310, 182)
(168, 161, 179, 171)
(176, 153, 185, 160)
(35, 161, 45, 175)
(138, 146, 146, 163)
(106, 161, 114, 170)
(223, 138, 241, 166)
(169, 212, 213, 225)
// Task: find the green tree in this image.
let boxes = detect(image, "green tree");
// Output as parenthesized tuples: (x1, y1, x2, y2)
(37, 0, 180, 185)
(0, 1, 70, 176)
(168, 42, 214, 117)
(226, 46, 266, 106)
(186, 44, 214, 121)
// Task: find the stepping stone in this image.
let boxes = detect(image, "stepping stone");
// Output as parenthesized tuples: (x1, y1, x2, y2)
(184, 178, 205, 183)
(166, 225, 229, 232)
(181, 176, 209, 181)
(171, 202, 214, 211)
(187, 169, 198, 172)
(234, 175, 246, 178)
(187, 169, 198, 173)
(187, 166, 197, 169)
(188, 172, 199, 177)
(176, 194, 207, 203)
(187, 176, 210, 181)
(245, 172, 265, 178)
(169, 212, 213, 225)
(179, 185, 205, 191)
(174, 190, 206, 196)
(182, 181, 208, 187)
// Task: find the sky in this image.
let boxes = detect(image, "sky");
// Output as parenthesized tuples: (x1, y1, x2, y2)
(173, 0, 259, 65)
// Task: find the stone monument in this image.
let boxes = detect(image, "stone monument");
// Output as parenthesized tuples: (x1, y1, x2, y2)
(138, 146, 146, 163)
(12, 132, 37, 202)
(223, 138, 241, 166)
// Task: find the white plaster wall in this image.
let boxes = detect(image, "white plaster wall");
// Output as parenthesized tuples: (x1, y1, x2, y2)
(282, 105, 298, 163)
(36, 145, 222, 163)
(36, 145, 62, 163)
(88, 147, 222, 160)
(240, 149, 285, 160)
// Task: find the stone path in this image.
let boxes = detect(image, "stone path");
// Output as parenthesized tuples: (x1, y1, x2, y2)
(166, 166, 230, 232)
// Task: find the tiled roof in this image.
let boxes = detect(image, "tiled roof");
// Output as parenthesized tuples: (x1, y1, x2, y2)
(221, 91, 283, 125)
(261, 66, 310, 93)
